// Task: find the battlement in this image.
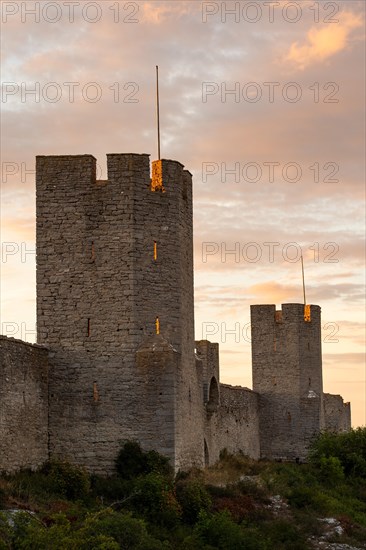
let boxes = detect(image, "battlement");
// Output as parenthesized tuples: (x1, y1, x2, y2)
(251, 303, 321, 325)
(36, 154, 191, 197)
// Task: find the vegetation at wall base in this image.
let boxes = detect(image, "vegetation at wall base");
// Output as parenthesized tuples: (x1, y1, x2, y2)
(0, 430, 365, 549)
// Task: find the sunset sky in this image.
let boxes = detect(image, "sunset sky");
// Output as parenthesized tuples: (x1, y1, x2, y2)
(1, 0, 365, 426)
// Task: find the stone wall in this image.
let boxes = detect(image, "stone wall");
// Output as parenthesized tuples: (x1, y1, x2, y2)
(0, 336, 48, 473)
(195, 340, 220, 404)
(324, 393, 351, 432)
(205, 385, 260, 465)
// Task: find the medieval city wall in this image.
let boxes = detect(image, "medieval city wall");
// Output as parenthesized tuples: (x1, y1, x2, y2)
(0, 152, 352, 476)
(324, 393, 351, 433)
(205, 385, 260, 465)
(0, 336, 49, 473)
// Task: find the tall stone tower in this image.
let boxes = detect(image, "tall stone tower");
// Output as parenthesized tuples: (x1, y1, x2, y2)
(36, 154, 204, 473)
(251, 303, 324, 460)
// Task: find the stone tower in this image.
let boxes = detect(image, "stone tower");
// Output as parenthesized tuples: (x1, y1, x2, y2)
(251, 303, 325, 461)
(36, 154, 204, 473)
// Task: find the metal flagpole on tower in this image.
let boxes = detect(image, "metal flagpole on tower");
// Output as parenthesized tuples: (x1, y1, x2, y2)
(156, 65, 161, 160)
(301, 254, 306, 305)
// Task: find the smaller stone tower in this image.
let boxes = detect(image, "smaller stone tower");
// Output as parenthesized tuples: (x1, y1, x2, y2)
(251, 303, 324, 460)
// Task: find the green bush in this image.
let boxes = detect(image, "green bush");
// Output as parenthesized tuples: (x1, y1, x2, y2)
(79, 509, 167, 549)
(115, 441, 172, 480)
(91, 475, 133, 504)
(5, 509, 167, 549)
(132, 473, 181, 527)
(287, 486, 314, 509)
(176, 480, 212, 524)
(0, 512, 13, 549)
(41, 460, 90, 501)
(309, 428, 366, 478)
(115, 441, 149, 480)
(195, 510, 267, 550)
(318, 456, 345, 484)
(264, 519, 308, 550)
(145, 450, 173, 477)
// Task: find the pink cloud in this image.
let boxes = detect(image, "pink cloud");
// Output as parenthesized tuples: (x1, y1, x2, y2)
(284, 11, 364, 70)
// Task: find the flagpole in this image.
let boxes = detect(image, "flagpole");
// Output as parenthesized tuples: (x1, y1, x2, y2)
(156, 65, 161, 160)
(301, 254, 306, 305)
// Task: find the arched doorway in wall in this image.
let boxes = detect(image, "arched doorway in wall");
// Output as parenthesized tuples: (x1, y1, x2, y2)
(206, 376, 219, 414)
(204, 439, 209, 467)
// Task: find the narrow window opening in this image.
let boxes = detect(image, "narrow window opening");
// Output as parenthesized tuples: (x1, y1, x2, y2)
(153, 241, 158, 261)
(273, 337, 277, 351)
(87, 318, 91, 337)
(151, 160, 165, 192)
(155, 316, 160, 335)
(204, 439, 209, 467)
(304, 304, 311, 322)
(207, 377, 219, 414)
(93, 382, 99, 402)
(91, 241, 95, 261)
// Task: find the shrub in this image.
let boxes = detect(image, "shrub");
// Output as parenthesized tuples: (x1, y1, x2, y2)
(309, 428, 366, 478)
(264, 519, 308, 550)
(195, 510, 267, 550)
(145, 450, 172, 477)
(318, 456, 345, 484)
(0, 485, 7, 509)
(91, 475, 133, 504)
(287, 486, 314, 509)
(0, 512, 13, 549)
(41, 460, 90, 501)
(6, 509, 167, 549)
(211, 494, 256, 523)
(115, 441, 147, 479)
(176, 480, 212, 524)
(132, 473, 181, 527)
(115, 441, 172, 480)
(79, 509, 167, 549)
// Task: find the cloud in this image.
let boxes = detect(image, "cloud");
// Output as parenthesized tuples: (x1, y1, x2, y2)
(142, 1, 192, 24)
(324, 352, 366, 367)
(245, 280, 365, 306)
(247, 281, 300, 304)
(284, 11, 363, 70)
